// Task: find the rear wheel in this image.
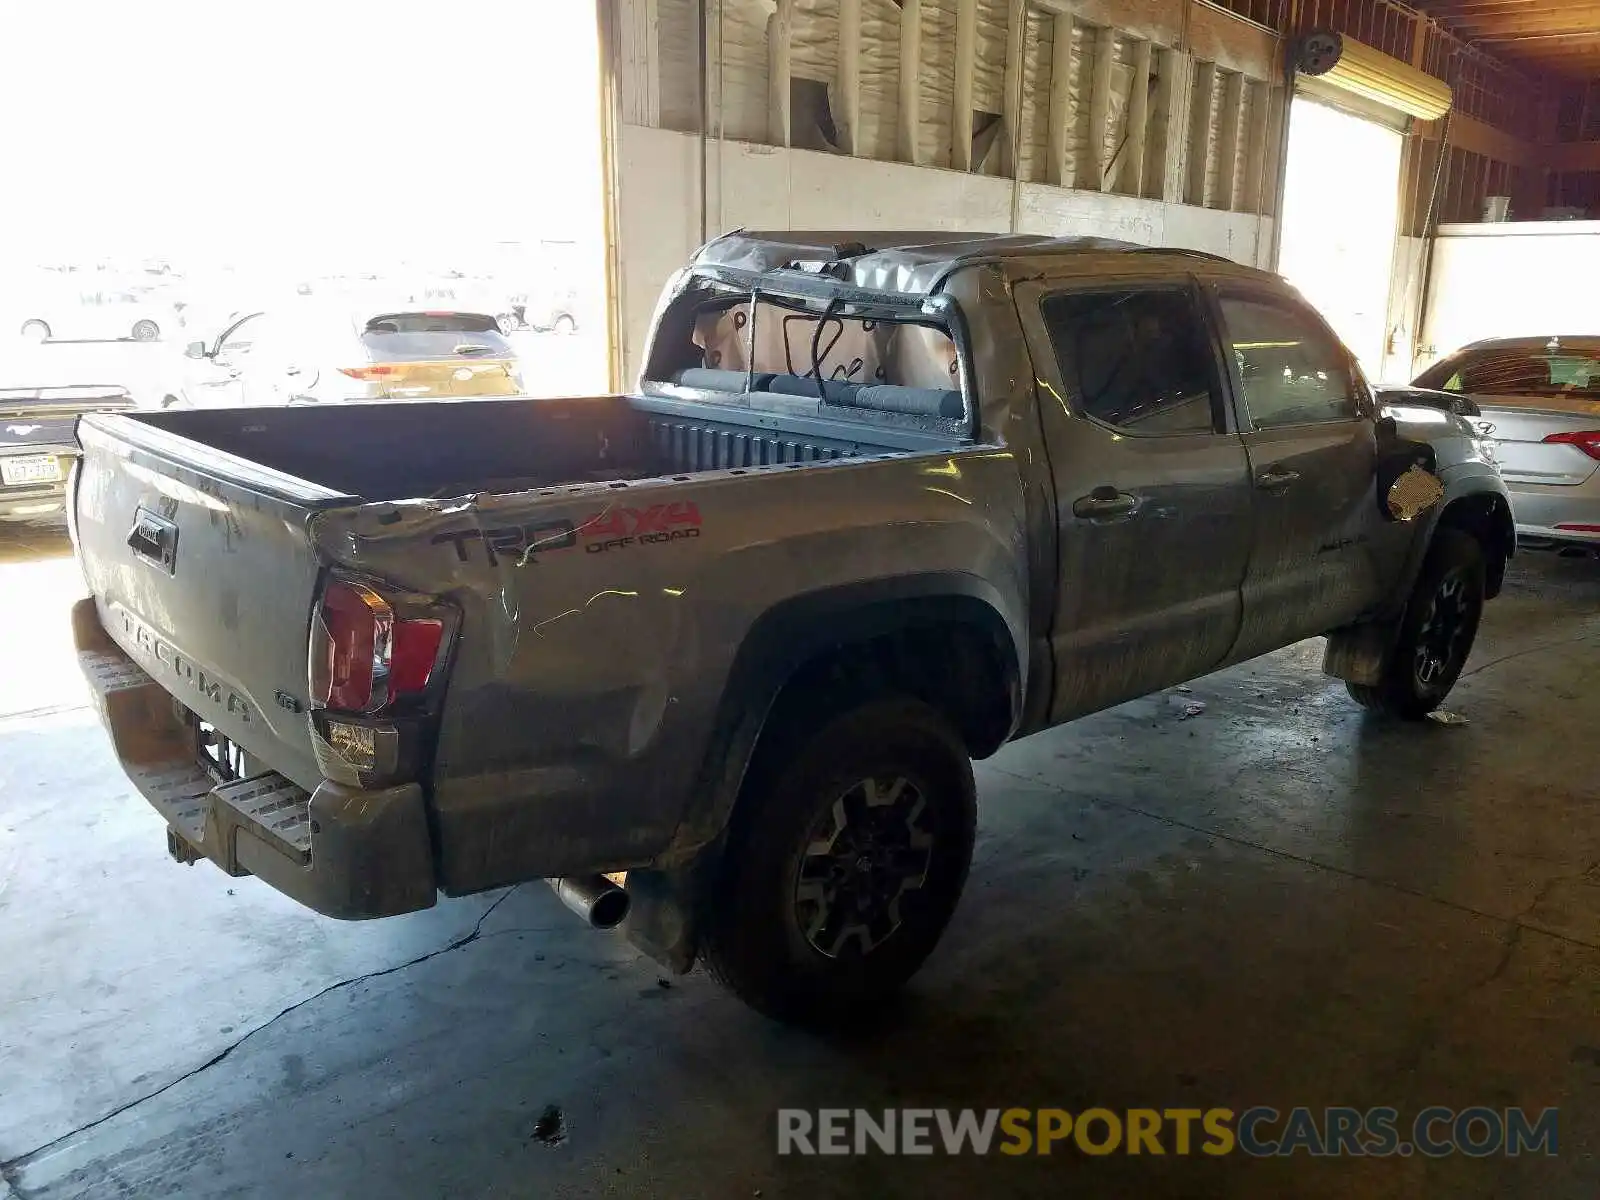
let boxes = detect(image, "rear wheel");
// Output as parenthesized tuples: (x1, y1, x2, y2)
(131, 319, 160, 342)
(497, 313, 517, 335)
(701, 698, 976, 1026)
(552, 313, 577, 335)
(1347, 528, 1486, 719)
(20, 319, 50, 342)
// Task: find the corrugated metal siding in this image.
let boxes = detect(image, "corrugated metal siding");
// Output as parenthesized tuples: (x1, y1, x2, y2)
(918, 0, 958, 168)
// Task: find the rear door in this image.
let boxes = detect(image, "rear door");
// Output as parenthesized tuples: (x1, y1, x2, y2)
(1208, 283, 1381, 659)
(1016, 273, 1253, 722)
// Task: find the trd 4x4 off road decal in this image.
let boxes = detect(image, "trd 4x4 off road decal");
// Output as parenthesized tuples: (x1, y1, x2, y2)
(431, 502, 702, 566)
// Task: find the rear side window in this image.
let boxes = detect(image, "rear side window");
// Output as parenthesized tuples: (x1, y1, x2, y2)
(1039, 289, 1221, 435)
(1218, 295, 1358, 428)
(361, 313, 511, 362)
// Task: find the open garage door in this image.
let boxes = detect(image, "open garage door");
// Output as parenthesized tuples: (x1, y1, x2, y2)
(0, 1, 609, 407)
(1276, 95, 1404, 378)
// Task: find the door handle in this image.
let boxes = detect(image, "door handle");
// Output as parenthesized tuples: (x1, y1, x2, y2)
(127, 508, 178, 574)
(1072, 486, 1140, 520)
(1255, 467, 1300, 492)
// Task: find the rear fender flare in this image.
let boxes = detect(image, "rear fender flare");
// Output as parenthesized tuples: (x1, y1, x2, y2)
(677, 573, 1022, 860)
(621, 574, 1021, 972)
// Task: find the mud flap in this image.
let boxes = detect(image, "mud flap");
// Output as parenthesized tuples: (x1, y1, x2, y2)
(1322, 622, 1395, 686)
(620, 855, 718, 975)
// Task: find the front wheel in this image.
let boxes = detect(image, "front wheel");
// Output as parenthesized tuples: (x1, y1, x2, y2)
(1347, 528, 1486, 719)
(20, 319, 50, 342)
(551, 313, 577, 335)
(700, 698, 976, 1026)
(131, 319, 160, 342)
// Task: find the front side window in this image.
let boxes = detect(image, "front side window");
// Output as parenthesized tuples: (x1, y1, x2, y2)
(1218, 295, 1359, 428)
(1039, 289, 1220, 435)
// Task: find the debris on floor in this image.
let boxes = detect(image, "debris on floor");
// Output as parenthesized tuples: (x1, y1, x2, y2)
(532, 1104, 567, 1147)
(1427, 710, 1470, 727)
(1178, 700, 1207, 719)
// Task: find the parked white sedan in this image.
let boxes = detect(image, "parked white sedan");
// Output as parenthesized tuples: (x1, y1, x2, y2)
(1414, 336, 1600, 555)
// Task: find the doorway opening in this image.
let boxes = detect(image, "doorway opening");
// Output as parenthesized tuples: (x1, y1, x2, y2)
(1276, 96, 1403, 378)
(0, 1, 609, 408)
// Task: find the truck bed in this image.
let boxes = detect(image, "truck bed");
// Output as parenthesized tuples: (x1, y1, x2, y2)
(121, 391, 968, 503)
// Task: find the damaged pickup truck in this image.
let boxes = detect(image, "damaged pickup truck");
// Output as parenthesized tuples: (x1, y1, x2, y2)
(70, 233, 1513, 1024)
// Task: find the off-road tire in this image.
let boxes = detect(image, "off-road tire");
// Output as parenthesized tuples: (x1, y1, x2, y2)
(700, 698, 976, 1026)
(1347, 528, 1486, 719)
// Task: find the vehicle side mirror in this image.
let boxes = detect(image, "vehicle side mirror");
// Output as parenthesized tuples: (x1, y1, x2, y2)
(184, 340, 208, 360)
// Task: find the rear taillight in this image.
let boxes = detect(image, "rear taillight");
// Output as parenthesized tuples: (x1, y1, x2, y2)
(1542, 430, 1600, 461)
(310, 580, 443, 714)
(337, 365, 398, 381)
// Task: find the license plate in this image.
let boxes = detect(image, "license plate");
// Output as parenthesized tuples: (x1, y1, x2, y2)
(0, 454, 63, 486)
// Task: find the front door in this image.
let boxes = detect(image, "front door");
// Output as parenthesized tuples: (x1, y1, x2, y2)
(1018, 276, 1254, 723)
(1209, 285, 1381, 660)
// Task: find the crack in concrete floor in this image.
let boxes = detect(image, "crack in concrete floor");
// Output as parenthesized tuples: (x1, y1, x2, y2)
(0, 887, 532, 1188)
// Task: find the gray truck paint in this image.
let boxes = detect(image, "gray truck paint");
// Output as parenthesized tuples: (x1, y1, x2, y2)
(70, 232, 1513, 939)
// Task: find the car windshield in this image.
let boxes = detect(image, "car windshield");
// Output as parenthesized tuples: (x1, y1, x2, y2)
(1417, 343, 1600, 398)
(360, 313, 512, 362)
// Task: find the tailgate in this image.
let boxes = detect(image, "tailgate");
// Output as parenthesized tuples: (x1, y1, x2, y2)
(73, 414, 355, 791)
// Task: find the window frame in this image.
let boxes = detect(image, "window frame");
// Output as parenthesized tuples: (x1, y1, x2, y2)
(1206, 283, 1372, 433)
(1034, 280, 1236, 439)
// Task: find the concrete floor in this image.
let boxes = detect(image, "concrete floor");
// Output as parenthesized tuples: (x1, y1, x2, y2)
(1, 527, 1596, 1199)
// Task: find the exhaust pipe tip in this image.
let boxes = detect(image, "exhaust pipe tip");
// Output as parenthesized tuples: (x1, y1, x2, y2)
(547, 874, 631, 930)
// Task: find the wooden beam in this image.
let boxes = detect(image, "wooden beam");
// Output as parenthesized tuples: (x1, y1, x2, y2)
(1239, 78, 1270, 212)
(1082, 26, 1116, 191)
(900, 0, 922, 165)
(1455, 12, 1600, 35)
(1154, 48, 1190, 204)
(1119, 39, 1152, 195)
(1000, 0, 1027, 179)
(838, 0, 861, 155)
(952, 0, 979, 171)
(1447, 110, 1537, 166)
(1047, 12, 1075, 186)
(1213, 70, 1245, 211)
(769, 0, 792, 148)
(1186, 59, 1215, 207)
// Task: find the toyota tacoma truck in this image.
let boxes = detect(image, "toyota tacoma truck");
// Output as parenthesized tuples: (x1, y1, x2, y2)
(70, 233, 1514, 1025)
